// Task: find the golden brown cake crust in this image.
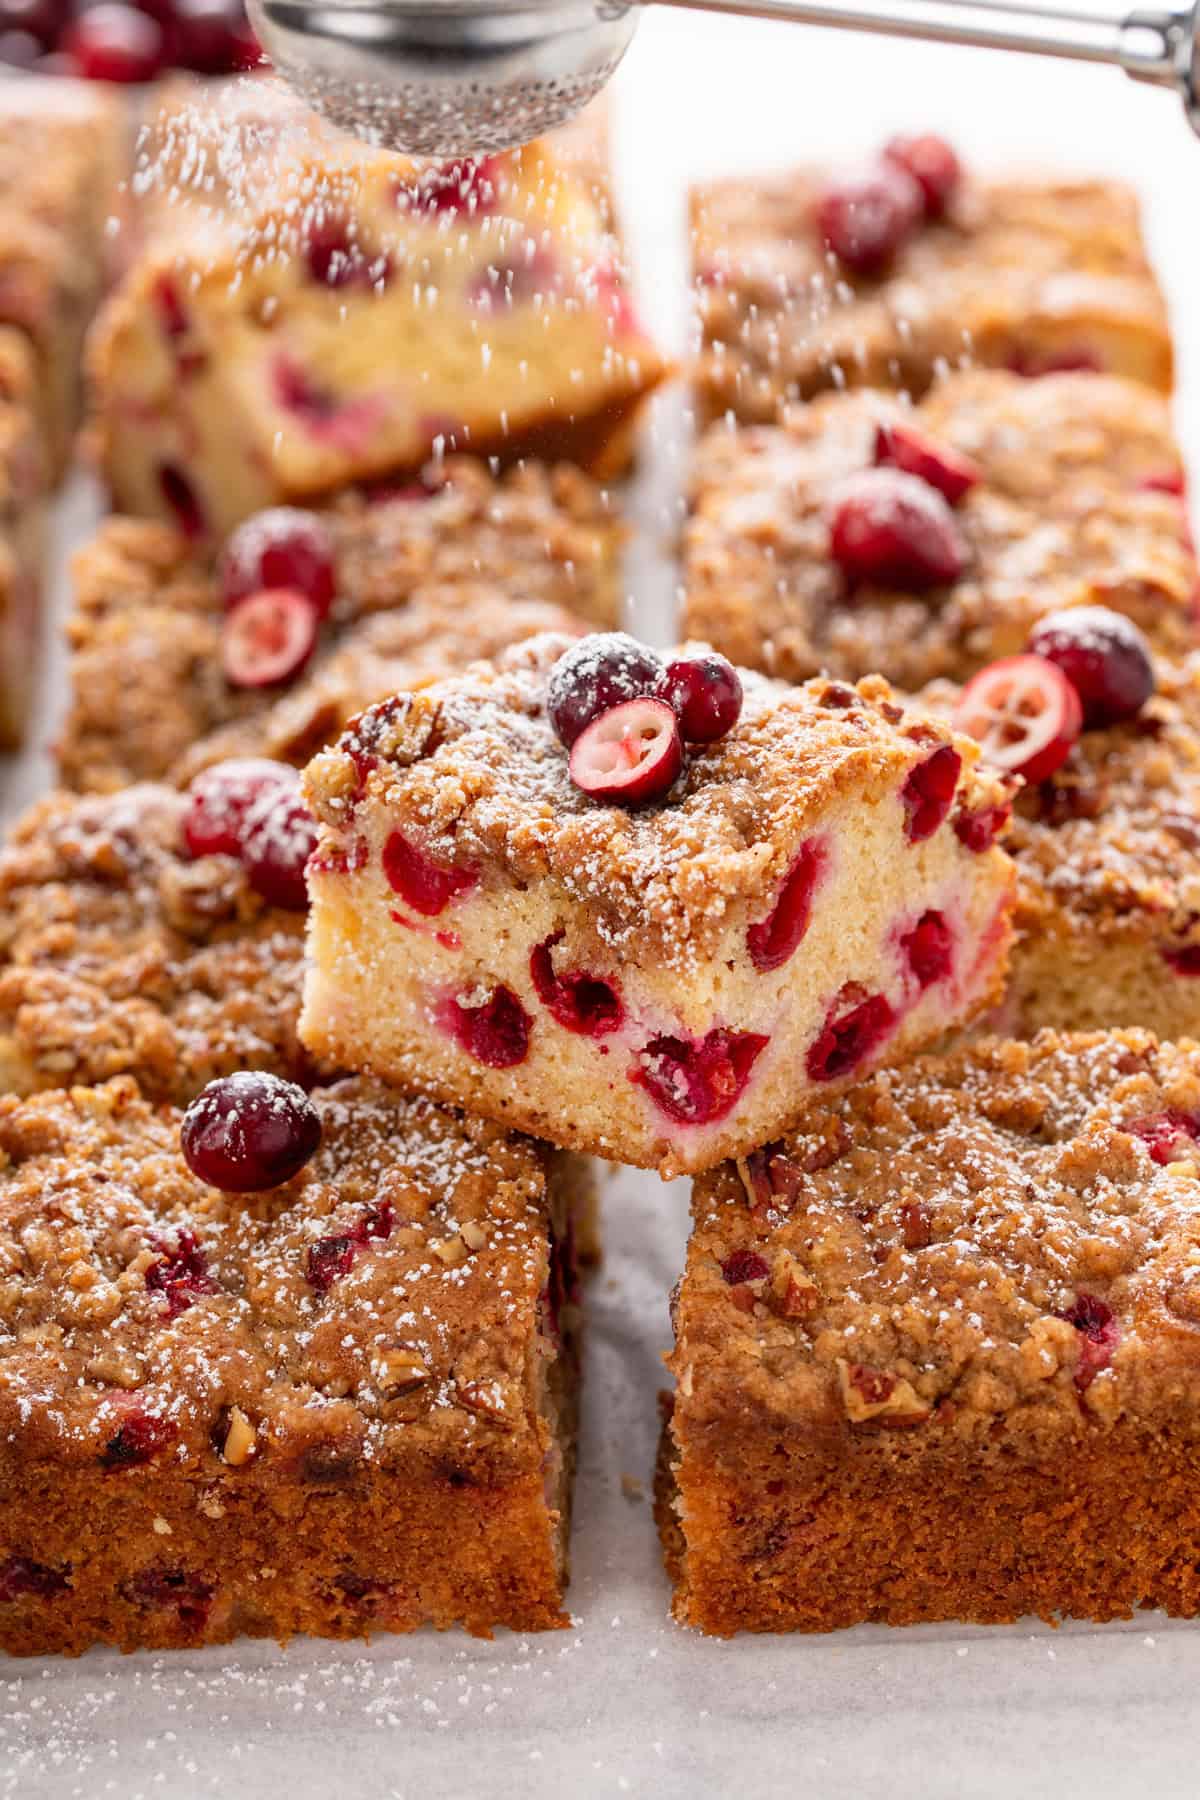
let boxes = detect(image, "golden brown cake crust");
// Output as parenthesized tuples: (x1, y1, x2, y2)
(0, 1077, 582, 1653)
(665, 1029, 1200, 1633)
(58, 459, 614, 792)
(684, 371, 1195, 691)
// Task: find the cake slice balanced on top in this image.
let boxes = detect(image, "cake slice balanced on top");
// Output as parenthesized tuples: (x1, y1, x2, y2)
(300, 632, 1016, 1178)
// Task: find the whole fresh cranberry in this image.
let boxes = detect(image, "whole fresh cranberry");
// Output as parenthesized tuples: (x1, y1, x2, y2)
(221, 588, 320, 689)
(220, 509, 336, 616)
(183, 758, 298, 859)
(883, 135, 963, 218)
(546, 633, 666, 748)
(873, 421, 980, 506)
(829, 467, 968, 590)
(0, 26, 41, 60)
(65, 2, 164, 78)
(815, 163, 922, 276)
(0, 0, 61, 47)
(1027, 606, 1155, 728)
(659, 652, 743, 744)
(953, 655, 1082, 783)
(171, 0, 246, 69)
(568, 698, 683, 808)
(181, 1071, 322, 1192)
(240, 786, 319, 911)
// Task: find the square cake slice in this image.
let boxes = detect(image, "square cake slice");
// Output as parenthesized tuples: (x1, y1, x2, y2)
(90, 130, 666, 538)
(692, 138, 1171, 424)
(0, 1075, 586, 1654)
(660, 1029, 1200, 1634)
(683, 370, 1197, 693)
(0, 327, 49, 748)
(58, 459, 614, 793)
(300, 635, 1015, 1178)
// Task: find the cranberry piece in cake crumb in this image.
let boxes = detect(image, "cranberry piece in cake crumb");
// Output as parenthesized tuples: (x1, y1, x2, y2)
(547, 633, 666, 749)
(569, 698, 683, 808)
(1056, 1293, 1120, 1392)
(181, 1071, 322, 1193)
(220, 509, 337, 616)
(1027, 606, 1155, 727)
(530, 933, 623, 1037)
(102, 1408, 178, 1470)
(660, 653, 743, 744)
(953, 656, 1082, 782)
(1126, 1109, 1200, 1165)
(953, 801, 1012, 853)
(222, 589, 320, 690)
(443, 985, 532, 1068)
(806, 988, 896, 1082)
(814, 164, 922, 275)
(721, 1249, 769, 1285)
(747, 840, 826, 973)
(145, 1230, 216, 1318)
(240, 787, 318, 911)
(0, 1557, 70, 1601)
(631, 1029, 769, 1127)
(901, 746, 962, 843)
(873, 422, 980, 505)
(383, 831, 477, 916)
(901, 910, 954, 989)
(882, 135, 963, 218)
(829, 469, 968, 591)
(183, 758, 298, 859)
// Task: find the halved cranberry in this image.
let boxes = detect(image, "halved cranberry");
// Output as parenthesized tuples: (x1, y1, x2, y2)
(222, 589, 319, 690)
(181, 1072, 322, 1193)
(829, 468, 967, 590)
(145, 1229, 216, 1318)
(183, 758, 298, 859)
(882, 135, 962, 218)
(952, 801, 1012, 853)
(1027, 606, 1155, 728)
(952, 656, 1082, 782)
(1163, 944, 1200, 976)
(530, 931, 623, 1036)
(747, 839, 826, 972)
(240, 787, 318, 911)
(630, 1028, 768, 1126)
(158, 462, 206, 539)
(901, 910, 954, 989)
(659, 652, 743, 744)
(569, 698, 682, 809)
(443, 985, 531, 1068)
(1055, 1293, 1119, 1392)
(382, 831, 476, 916)
(220, 509, 336, 616)
(0, 1556, 70, 1601)
(815, 163, 922, 275)
(721, 1249, 769, 1285)
(546, 633, 666, 748)
(306, 1234, 355, 1292)
(101, 1409, 178, 1470)
(1126, 1108, 1200, 1165)
(806, 988, 896, 1083)
(65, 1, 163, 78)
(125, 1565, 214, 1631)
(900, 745, 961, 842)
(302, 210, 391, 291)
(873, 421, 980, 505)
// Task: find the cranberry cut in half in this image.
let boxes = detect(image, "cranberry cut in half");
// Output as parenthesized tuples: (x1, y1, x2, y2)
(953, 801, 1012, 853)
(183, 758, 298, 859)
(900, 745, 961, 842)
(65, 1, 164, 78)
(220, 508, 336, 616)
(1126, 1108, 1200, 1165)
(806, 989, 896, 1083)
(659, 652, 743, 744)
(182, 1071, 322, 1193)
(882, 135, 963, 218)
(1027, 605, 1155, 728)
(530, 931, 623, 1037)
(222, 588, 319, 690)
(443, 985, 532, 1068)
(952, 655, 1082, 783)
(569, 698, 683, 809)
(814, 163, 922, 276)
(901, 910, 954, 989)
(382, 830, 476, 916)
(1055, 1293, 1119, 1392)
(747, 839, 826, 973)
(873, 421, 980, 506)
(829, 468, 968, 591)
(630, 1028, 768, 1127)
(546, 632, 666, 749)
(240, 786, 319, 911)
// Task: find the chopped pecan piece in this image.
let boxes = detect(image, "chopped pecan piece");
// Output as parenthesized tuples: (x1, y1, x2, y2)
(837, 1359, 931, 1426)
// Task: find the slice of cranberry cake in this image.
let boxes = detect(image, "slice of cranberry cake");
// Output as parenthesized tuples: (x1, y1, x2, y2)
(90, 134, 666, 539)
(300, 633, 1015, 1179)
(692, 136, 1171, 425)
(58, 461, 613, 793)
(683, 369, 1196, 693)
(0, 1074, 587, 1654)
(0, 328, 48, 749)
(660, 1029, 1200, 1634)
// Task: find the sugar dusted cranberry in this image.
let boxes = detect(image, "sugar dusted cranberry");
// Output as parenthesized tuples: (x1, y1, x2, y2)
(953, 801, 1012, 853)
(631, 1028, 768, 1127)
(222, 589, 320, 690)
(443, 985, 531, 1068)
(356, 1201, 394, 1242)
(184, 758, 298, 859)
(1126, 1108, 1200, 1165)
(1055, 1293, 1119, 1392)
(953, 656, 1082, 782)
(806, 988, 896, 1083)
(882, 135, 962, 218)
(306, 1234, 355, 1292)
(145, 1229, 216, 1318)
(815, 163, 922, 275)
(65, 0, 163, 76)
(873, 421, 980, 505)
(382, 831, 476, 916)
(0, 1556, 70, 1601)
(569, 698, 683, 809)
(829, 468, 967, 590)
(659, 652, 743, 744)
(158, 462, 206, 539)
(530, 931, 623, 1037)
(901, 910, 954, 989)
(413, 155, 501, 215)
(546, 632, 666, 749)
(101, 1409, 178, 1470)
(220, 509, 336, 616)
(900, 745, 961, 842)
(1027, 606, 1155, 728)
(182, 1071, 322, 1193)
(747, 839, 826, 973)
(302, 209, 391, 291)
(240, 786, 318, 911)
(721, 1249, 769, 1285)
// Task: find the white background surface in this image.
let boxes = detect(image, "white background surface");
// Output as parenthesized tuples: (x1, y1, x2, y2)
(5, 14, 1200, 1795)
